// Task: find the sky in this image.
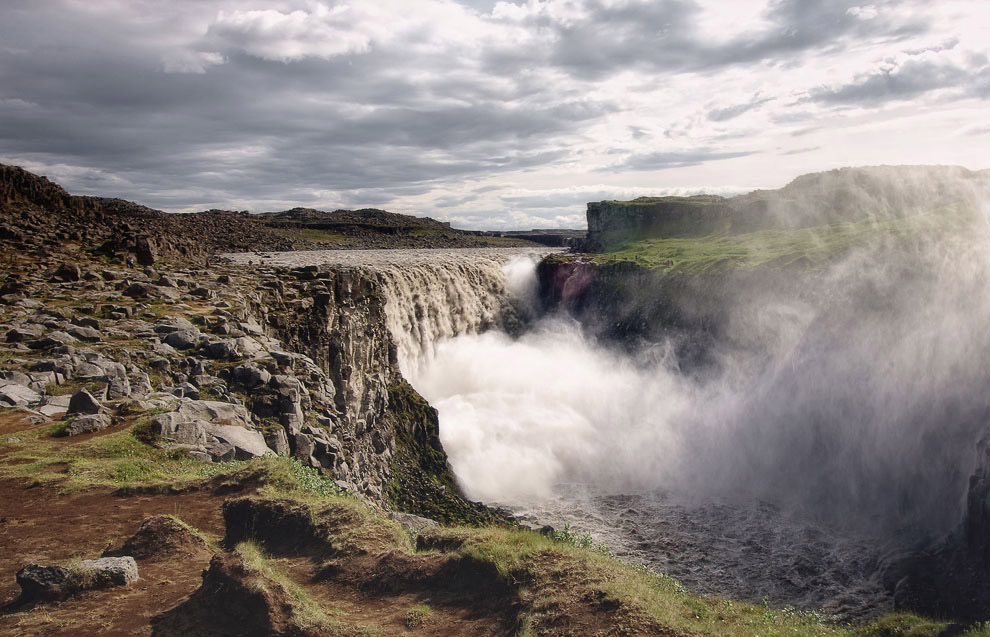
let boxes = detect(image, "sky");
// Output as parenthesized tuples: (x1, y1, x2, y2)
(1, 1, 988, 230)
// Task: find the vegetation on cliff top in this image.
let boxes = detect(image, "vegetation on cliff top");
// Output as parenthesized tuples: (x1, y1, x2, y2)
(581, 206, 973, 274)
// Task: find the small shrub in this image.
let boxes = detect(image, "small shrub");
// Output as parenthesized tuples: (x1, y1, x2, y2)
(404, 604, 432, 628)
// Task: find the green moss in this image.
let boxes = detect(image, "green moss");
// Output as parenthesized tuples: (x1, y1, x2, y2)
(385, 380, 509, 527)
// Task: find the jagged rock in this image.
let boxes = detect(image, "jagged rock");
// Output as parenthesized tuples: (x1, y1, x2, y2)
(27, 331, 75, 350)
(171, 382, 200, 400)
(154, 317, 196, 334)
(231, 363, 271, 388)
(264, 428, 290, 456)
(204, 339, 239, 360)
(67, 389, 103, 415)
(71, 316, 101, 329)
(63, 413, 112, 436)
(5, 324, 44, 342)
(135, 236, 157, 266)
(0, 370, 33, 387)
(0, 382, 41, 407)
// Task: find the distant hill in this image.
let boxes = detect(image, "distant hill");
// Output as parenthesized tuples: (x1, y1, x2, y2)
(0, 164, 539, 265)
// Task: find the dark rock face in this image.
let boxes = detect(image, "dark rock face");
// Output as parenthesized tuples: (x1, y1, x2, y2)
(15, 564, 72, 601)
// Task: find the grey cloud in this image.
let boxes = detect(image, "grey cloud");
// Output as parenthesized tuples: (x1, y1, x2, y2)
(809, 58, 972, 105)
(603, 148, 756, 172)
(486, 0, 927, 80)
(0, 1, 603, 215)
(779, 146, 820, 155)
(708, 97, 775, 122)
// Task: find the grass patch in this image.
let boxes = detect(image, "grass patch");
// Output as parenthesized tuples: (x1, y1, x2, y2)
(589, 208, 973, 273)
(45, 380, 106, 397)
(421, 524, 990, 637)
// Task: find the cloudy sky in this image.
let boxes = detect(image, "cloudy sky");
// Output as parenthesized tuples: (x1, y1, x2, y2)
(1, 0, 988, 229)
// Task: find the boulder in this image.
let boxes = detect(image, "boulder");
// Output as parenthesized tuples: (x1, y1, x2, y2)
(67, 325, 102, 342)
(164, 328, 201, 350)
(389, 512, 440, 536)
(77, 557, 138, 586)
(231, 363, 271, 388)
(63, 413, 112, 436)
(0, 382, 41, 408)
(52, 262, 80, 282)
(15, 557, 137, 601)
(5, 324, 44, 342)
(67, 389, 103, 415)
(204, 339, 239, 360)
(15, 564, 72, 601)
(264, 428, 290, 456)
(153, 317, 196, 334)
(204, 424, 273, 461)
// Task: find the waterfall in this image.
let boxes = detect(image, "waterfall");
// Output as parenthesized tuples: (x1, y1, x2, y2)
(373, 248, 550, 377)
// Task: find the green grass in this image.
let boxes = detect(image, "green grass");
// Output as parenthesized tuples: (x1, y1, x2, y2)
(404, 603, 432, 628)
(589, 208, 973, 273)
(279, 227, 361, 245)
(424, 524, 990, 637)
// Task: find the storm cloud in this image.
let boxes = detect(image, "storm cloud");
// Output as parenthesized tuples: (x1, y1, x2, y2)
(0, 0, 987, 228)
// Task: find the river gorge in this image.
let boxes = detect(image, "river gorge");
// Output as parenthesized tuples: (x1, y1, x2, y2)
(225, 230, 990, 622)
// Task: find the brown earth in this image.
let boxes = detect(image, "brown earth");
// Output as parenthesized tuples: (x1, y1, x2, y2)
(0, 471, 678, 636)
